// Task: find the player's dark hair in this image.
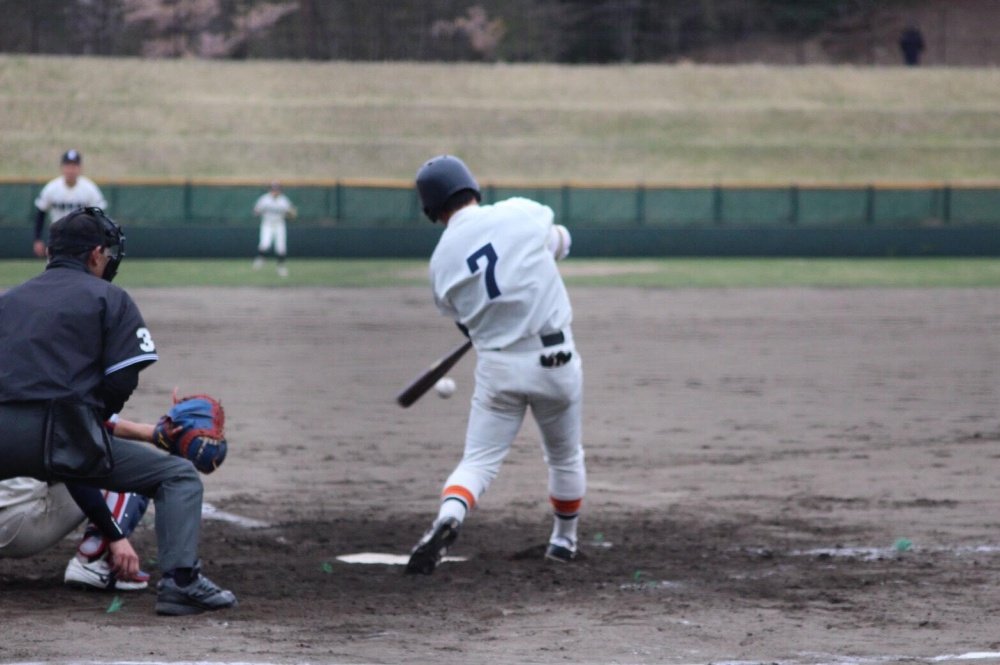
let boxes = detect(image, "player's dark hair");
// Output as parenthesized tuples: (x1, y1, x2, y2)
(440, 189, 479, 220)
(64, 248, 95, 262)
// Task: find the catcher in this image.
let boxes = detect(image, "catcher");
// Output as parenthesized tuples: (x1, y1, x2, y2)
(0, 393, 227, 597)
(0, 415, 177, 591)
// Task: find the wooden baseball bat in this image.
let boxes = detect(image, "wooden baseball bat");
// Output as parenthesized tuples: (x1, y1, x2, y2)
(396, 339, 473, 408)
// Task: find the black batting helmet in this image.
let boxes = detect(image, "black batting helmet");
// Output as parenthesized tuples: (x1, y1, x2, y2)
(415, 155, 481, 223)
(48, 207, 126, 283)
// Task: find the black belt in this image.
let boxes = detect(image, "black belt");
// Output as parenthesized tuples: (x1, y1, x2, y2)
(493, 329, 569, 353)
(540, 331, 565, 347)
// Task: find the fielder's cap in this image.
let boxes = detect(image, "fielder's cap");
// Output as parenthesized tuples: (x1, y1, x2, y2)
(61, 149, 82, 164)
(270, 180, 281, 189)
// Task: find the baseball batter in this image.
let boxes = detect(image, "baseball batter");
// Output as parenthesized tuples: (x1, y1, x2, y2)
(33, 150, 107, 258)
(252, 181, 296, 277)
(406, 155, 585, 574)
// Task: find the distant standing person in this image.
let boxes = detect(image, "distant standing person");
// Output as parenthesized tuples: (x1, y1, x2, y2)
(899, 21, 925, 66)
(252, 181, 296, 278)
(33, 150, 107, 258)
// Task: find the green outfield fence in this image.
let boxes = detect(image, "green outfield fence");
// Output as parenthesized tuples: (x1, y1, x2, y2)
(2, 178, 999, 257)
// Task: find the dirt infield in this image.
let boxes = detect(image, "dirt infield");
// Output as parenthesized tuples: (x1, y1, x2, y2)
(1, 286, 998, 664)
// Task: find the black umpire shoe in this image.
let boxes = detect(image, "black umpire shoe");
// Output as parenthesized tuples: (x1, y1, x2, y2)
(405, 517, 461, 575)
(156, 569, 238, 616)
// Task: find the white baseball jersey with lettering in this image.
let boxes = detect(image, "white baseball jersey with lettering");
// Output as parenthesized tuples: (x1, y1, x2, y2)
(34, 176, 107, 223)
(253, 192, 295, 255)
(429, 197, 585, 512)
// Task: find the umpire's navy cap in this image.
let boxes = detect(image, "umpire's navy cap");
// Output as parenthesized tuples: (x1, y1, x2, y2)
(48, 209, 106, 254)
(61, 149, 82, 164)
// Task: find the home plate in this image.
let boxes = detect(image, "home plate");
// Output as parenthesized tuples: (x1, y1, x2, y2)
(336, 552, 467, 565)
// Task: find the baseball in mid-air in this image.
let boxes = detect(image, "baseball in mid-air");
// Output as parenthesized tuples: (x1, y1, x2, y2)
(434, 377, 456, 398)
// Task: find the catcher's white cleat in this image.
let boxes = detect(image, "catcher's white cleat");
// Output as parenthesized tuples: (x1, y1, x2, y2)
(64, 554, 150, 591)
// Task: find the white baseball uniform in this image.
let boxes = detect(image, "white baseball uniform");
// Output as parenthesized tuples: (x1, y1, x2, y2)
(0, 478, 83, 559)
(253, 191, 295, 256)
(428, 197, 585, 548)
(1, 412, 149, 582)
(34, 175, 107, 224)
(0, 477, 144, 561)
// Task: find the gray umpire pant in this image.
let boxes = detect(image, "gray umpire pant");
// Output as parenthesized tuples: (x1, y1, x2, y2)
(0, 402, 202, 574)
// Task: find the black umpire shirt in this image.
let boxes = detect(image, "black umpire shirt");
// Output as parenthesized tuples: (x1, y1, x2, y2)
(0, 256, 158, 415)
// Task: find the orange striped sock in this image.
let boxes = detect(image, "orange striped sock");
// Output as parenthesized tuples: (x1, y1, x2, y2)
(438, 486, 474, 524)
(550, 496, 582, 518)
(442, 485, 476, 510)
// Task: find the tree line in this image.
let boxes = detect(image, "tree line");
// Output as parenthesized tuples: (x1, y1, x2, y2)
(0, 0, 870, 63)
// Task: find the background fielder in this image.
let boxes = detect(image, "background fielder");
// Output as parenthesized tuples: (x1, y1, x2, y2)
(252, 181, 296, 277)
(33, 150, 107, 258)
(406, 155, 585, 575)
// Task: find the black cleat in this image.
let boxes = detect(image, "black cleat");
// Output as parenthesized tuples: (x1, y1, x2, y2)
(544, 542, 578, 563)
(405, 518, 461, 575)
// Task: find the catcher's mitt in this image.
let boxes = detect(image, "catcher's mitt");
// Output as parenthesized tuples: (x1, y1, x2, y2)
(153, 389, 227, 474)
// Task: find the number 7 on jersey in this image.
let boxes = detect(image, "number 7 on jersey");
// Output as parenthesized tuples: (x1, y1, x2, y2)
(467, 243, 501, 299)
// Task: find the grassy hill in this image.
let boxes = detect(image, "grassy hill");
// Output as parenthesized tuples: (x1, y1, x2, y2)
(2, 56, 999, 185)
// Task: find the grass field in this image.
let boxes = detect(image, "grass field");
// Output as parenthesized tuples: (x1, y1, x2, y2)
(3, 56, 1000, 185)
(2, 258, 1000, 288)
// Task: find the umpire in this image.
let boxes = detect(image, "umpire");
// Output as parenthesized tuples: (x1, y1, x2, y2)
(0, 208, 237, 616)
